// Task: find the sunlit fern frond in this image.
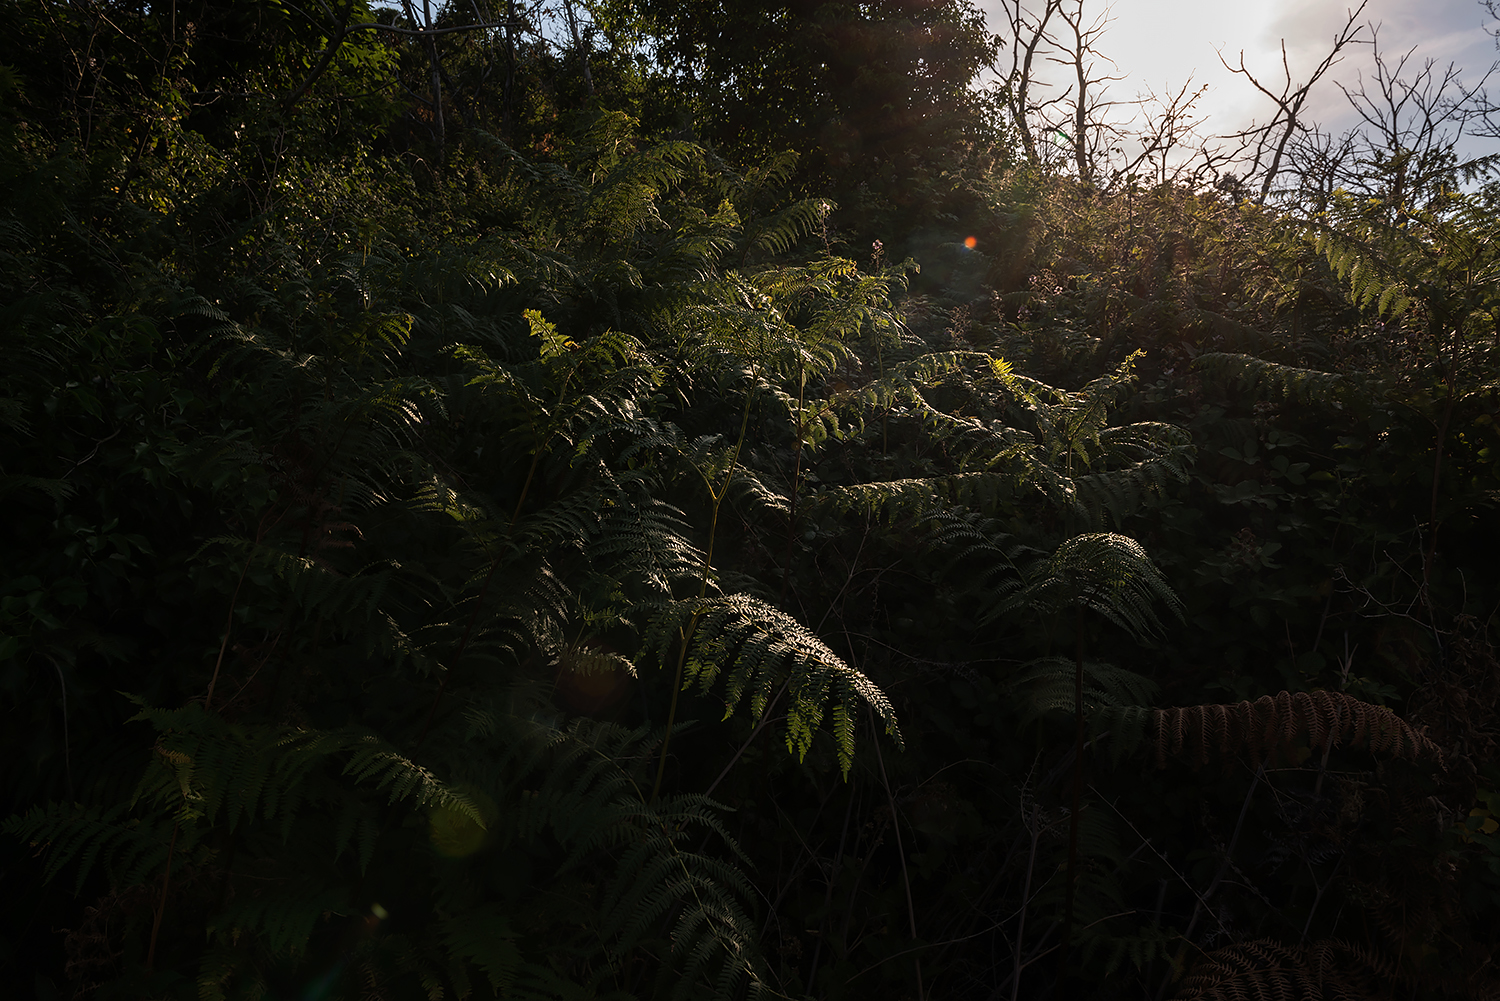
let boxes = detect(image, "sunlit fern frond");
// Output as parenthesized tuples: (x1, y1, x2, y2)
(741, 195, 832, 258)
(1000, 533, 1184, 641)
(1314, 224, 1417, 319)
(843, 349, 1011, 416)
(1194, 352, 1352, 406)
(590, 495, 704, 598)
(1022, 351, 1146, 470)
(642, 594, 900, 773)
(580, 140, 701, 245)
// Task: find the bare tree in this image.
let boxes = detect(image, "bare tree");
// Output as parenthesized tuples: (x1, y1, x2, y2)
(1339, 29, 1497, 211)
(563, 0, 595, 97)
(993, 0, 1132, 184)
(1045, 0, 1125, 184)
(1272, 26, 1499, 219)
(1218, 0, 1370, 203)
(994, 0, 1064, 166)
(1108, 76, 1250, 190)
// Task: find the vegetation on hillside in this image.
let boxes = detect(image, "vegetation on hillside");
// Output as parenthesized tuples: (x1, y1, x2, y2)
(3, 2, 1499, 1000)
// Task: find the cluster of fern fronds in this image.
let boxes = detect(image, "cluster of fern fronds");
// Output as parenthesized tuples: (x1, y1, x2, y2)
(6, 4, 1500, 1001)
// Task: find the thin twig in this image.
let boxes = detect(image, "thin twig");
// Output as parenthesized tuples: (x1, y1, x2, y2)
(146, 818, 180, 972)
(51, 657, 73, 800)
(1012, 804, 1042, 1001)
(702, 682, 788, 800)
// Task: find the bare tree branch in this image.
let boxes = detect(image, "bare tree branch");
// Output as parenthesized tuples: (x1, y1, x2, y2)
(1218, 0, 1370, 203)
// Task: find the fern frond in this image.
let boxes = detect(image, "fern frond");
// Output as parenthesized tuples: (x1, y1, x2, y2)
(0, 803, 181, 892)
(124, 703, 485, 837)
(1010, 657, 1161, 723)
(1003, 533, 1184, 641)
(601, 795, 768, 1001)
(642, 594, 900, 772)
(1173, 937, 1395, 1001)
(208, 879, 350, 956)
(1194, 352, 1351, 405)
(1152, 691, 1443, 768)
(440, 905, 521, 994)
(587, 489, 700, 597)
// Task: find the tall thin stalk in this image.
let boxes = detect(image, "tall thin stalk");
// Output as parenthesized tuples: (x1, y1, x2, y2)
(1058, 607, 1086, 990)
(780, 354, 806, 607)
(873, 706, 925, 1001)
(651, 372, 757, 803)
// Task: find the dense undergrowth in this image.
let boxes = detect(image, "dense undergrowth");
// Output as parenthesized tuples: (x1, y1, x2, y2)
(4, 3, 1500, 1000)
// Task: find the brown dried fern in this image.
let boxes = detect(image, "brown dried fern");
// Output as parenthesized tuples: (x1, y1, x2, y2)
(1172, 938, 1395, 1001)
(1152, 691, 1443, 769)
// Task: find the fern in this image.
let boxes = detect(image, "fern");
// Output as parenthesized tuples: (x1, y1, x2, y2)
(821, 351, 1193, 526)
(1010, 657, 1161, 724)
(1172, 937, 1396, 1001)
(2, 802, 182, 893)
(600, 795, 770, 1001)
(1194, 352, 1352, 406)
(1151, 690, 1444, 768)
(643, 594, 900, 773)
(1003, 533, 1185, 641)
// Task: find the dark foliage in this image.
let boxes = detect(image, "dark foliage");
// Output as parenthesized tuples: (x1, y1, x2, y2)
(4, 3, 1499, 1001)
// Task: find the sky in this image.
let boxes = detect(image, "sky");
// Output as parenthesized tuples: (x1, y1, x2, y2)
(977, 0, 1500, 167)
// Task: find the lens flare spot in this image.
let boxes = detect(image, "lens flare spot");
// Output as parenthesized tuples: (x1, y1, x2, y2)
(429, 788, 497, 858)
(963, 236, 978, 249)
(554, 642, 636, 716)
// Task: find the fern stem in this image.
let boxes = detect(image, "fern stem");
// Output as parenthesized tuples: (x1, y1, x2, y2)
(1011, 804, 1041, 1001)
(512, 447, 545, 529)
(417, 370, 569, 749)
(807, 779, 859, 991)
(651, 371, 758, 803)
(1058, 611, 1086, 990)
(780, 356, 806, 607)
(146, 817, 179, 973)
(1155, 763, 1263, 1001)
(872, 705, 925, 1001)
(205, 549, 252, 712)
(650, 621, 695, 804)
(702, 680, 788, 800)
(50, 657, 72, 801)
(205, 504, 284, 712)
(1299, 852, 1345, 944)
(1422, 365, 1457, 602)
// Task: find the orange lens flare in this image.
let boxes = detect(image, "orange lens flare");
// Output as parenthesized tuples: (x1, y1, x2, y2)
(963, 236, 977, 249)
